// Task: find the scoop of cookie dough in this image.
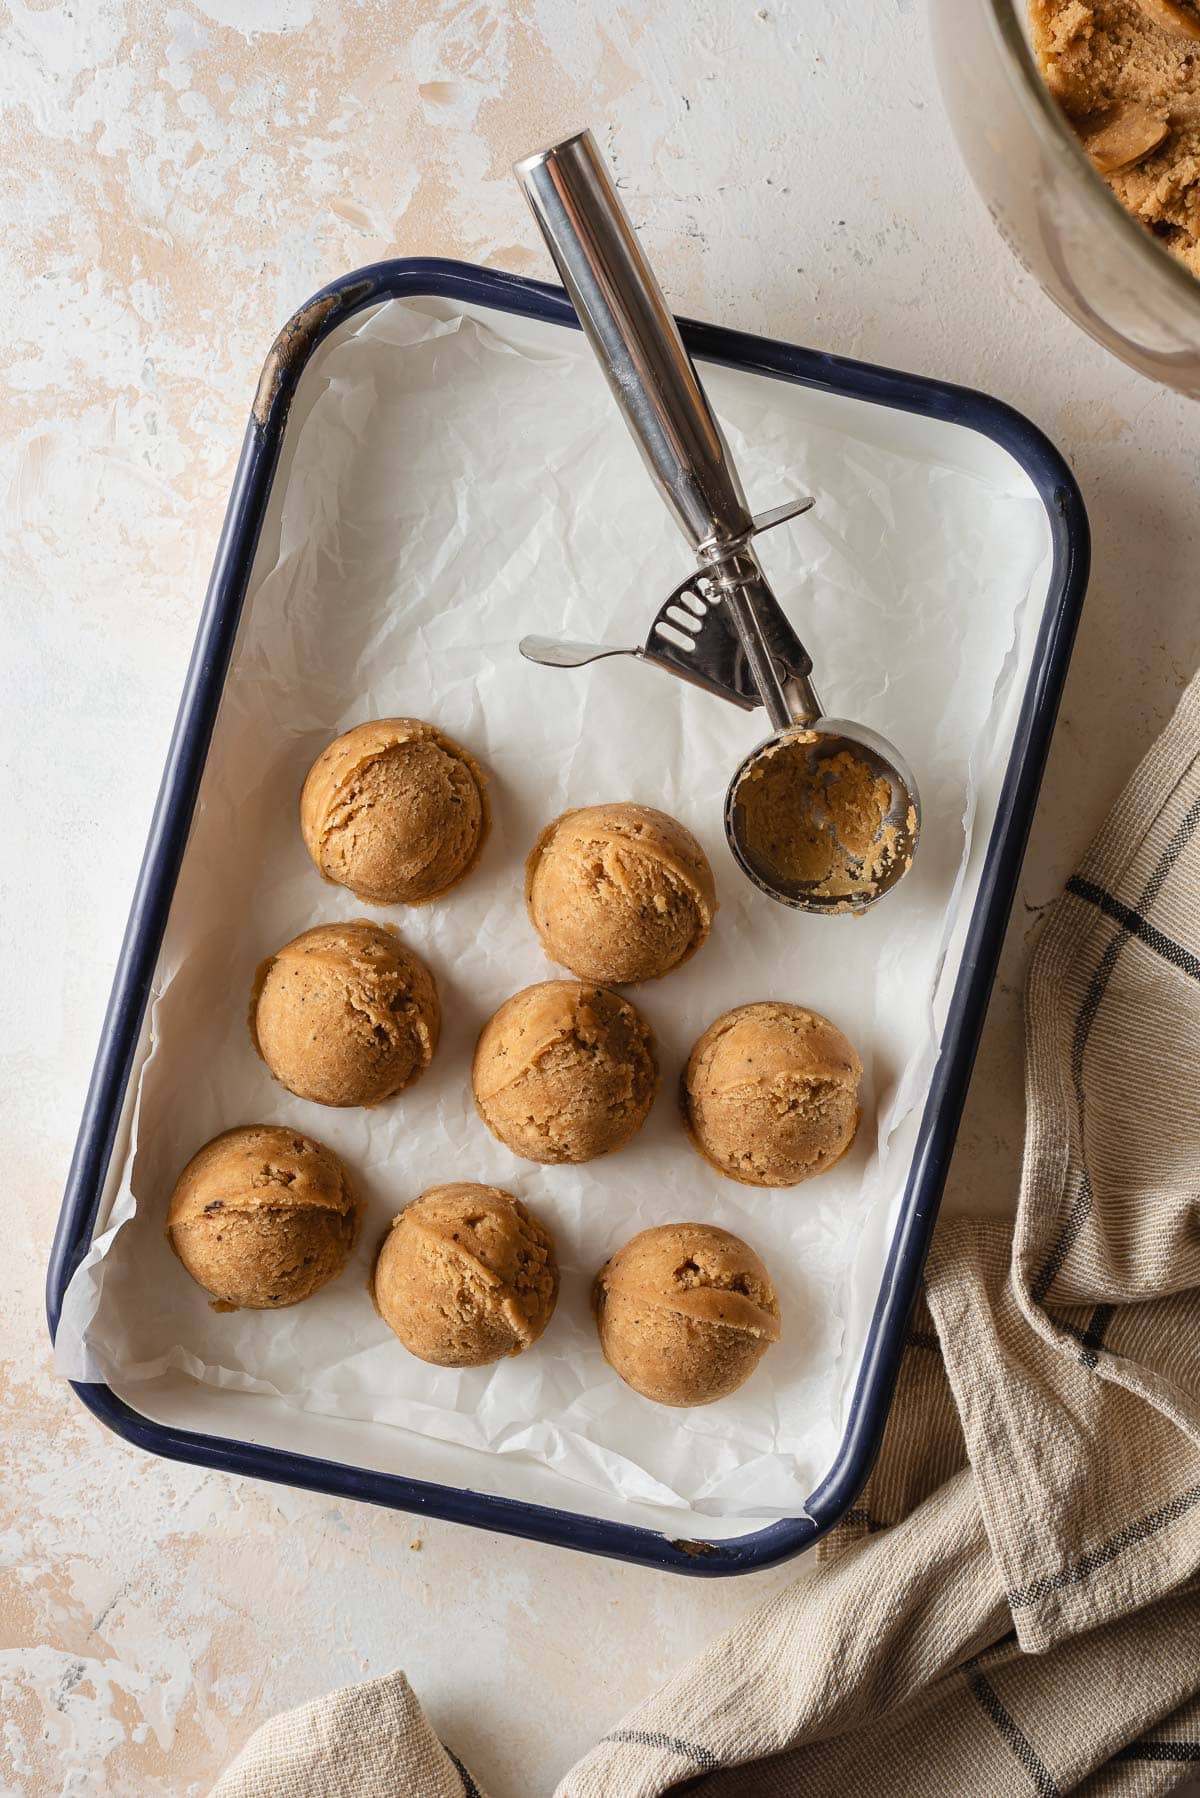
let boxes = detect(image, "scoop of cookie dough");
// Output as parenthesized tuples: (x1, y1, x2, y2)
(683, 1001, 862, 1187)
(472, 980, 658, 1164)
(730, 734, 911, 904)
(525, 802, 716, 984)
(372, 1183, 559, 1367)
(594, 1222, 781, 1406)
(251, 920, 438, 1107)
(1030, 0, 1200, 279)
(167, 1124, 359, 1311)
(300, 718, 489, 905)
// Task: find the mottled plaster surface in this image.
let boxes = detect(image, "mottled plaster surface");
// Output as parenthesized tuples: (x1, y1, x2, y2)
(3, 1, 1200, 1793)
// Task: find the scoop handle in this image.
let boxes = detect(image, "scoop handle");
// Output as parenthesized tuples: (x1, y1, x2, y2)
(514, 129, 754, 559)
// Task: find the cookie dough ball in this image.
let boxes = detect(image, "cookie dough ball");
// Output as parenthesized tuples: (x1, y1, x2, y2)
(472, 980, 657, 1164)
(167, 1125, 359, 1311)
(525, 802, 716, 984)
(683, 1002, 862, 1187)
(372, 1183, 558, 1367)
(251, 921, 438, 1108)
(300, 718, 489, 905)
(594, 1223, 780, 1406)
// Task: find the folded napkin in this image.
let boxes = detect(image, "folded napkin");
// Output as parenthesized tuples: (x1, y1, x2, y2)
(212, 674, 1200, 1798)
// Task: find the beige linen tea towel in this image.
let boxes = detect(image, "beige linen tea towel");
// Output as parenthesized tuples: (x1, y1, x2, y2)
(213, 673, 1200, 1798)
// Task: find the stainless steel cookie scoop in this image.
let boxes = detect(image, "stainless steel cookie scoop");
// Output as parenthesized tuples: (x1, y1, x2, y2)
(514, 129, 920, 913)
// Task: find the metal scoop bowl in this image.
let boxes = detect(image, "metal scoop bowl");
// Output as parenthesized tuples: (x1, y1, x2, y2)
(726, 719, 920, 914)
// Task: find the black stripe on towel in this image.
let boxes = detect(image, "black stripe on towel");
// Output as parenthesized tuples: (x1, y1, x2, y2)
(1077, 1302, 1117, 1370)
(965, 1666, 1060, 1796)
(445, 1745, 484, 1798)
(1008, 1482, 1200, 1609)
(1115, 1740, 1200, 1761)
(840, 1506, 890, 1534)
(602, 1729, 720, 1770)
(1066, 876, 1200, 984)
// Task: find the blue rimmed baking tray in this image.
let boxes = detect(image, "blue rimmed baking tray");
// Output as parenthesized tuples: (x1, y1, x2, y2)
(46, 257, 1088, 1575)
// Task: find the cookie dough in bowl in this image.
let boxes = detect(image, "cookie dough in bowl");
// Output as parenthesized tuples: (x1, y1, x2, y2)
(251, 920, 439, 1107)
(1030, 0, 1200, 278)
(683, 1001, 862, 1187)
(371, 1183, 559, 1367)
(472, 980, 658, 1164)
(166, 1124, 360, 1311)
(300, 717, 489, 905)
(593, 1222, 781, 1406)
(525, 802, 716, 984)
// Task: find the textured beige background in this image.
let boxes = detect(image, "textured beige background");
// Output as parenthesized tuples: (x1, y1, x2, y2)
(4, 1, 1200, 1793)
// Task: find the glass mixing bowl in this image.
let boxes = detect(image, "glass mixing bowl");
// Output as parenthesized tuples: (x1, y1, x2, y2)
(929, 0, 1200, 397)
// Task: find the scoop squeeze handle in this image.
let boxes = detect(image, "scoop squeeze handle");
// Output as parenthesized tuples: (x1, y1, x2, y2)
(514, 129, 754, 559)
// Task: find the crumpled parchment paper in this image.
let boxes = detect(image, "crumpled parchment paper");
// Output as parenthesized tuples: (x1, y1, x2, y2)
(54, 297, 1050, 1519)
